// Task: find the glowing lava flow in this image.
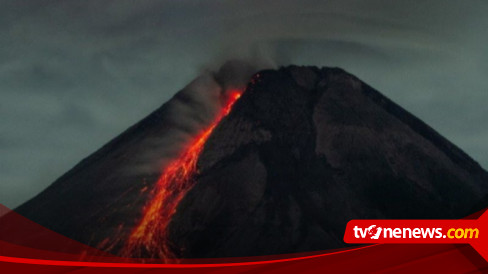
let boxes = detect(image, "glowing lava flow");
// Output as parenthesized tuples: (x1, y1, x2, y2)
(123, 91, 242, 260)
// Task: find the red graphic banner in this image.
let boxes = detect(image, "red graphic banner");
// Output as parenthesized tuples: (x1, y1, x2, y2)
(1, 204, 487, 273)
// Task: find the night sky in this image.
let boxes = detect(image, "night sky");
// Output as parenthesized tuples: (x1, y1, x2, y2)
(1, 0, 487, 208)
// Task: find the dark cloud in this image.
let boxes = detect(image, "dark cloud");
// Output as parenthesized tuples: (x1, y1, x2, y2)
(0, 0, 487, 208)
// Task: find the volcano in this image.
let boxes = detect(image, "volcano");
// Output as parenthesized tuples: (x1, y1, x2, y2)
(9, 65, 488, 259)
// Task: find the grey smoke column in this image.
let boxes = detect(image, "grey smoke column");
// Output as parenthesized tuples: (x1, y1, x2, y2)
(129, 60, 266, 176)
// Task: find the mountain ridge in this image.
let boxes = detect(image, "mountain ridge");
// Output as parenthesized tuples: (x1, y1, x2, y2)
(8, 65, 488, 258)
(167, 65, 488, 257)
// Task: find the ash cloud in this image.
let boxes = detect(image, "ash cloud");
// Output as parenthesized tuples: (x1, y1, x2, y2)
(0, 0, 487, 208)
(126, 60, 269, 176)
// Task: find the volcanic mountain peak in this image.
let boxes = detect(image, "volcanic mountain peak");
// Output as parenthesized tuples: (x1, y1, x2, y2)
(8, 65, 488, 259)
(169, 65, 488, 257)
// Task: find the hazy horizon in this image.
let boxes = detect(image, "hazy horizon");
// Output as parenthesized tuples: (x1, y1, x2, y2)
(1, 0, 487, 208)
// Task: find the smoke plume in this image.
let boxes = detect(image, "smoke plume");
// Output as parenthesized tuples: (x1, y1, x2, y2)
(127, 60, 272, 176)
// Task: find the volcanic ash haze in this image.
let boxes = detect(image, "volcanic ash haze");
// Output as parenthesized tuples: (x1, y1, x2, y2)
(8, 64, 488, 259)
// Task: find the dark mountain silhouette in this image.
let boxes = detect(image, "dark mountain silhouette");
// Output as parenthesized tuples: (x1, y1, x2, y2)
(9, 66, 488, 259)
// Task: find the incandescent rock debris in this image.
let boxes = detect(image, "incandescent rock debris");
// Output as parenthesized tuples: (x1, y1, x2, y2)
(10, 66, 488, 259)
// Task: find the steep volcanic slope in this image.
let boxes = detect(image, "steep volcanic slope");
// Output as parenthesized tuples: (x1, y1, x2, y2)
(8, 65, 488, 259)
(167, 66, 488, 258)
(9, 61, 256, 258)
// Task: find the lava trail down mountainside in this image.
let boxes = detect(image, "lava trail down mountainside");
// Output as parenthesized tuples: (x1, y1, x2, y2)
(122, 90, 242, 260)
(11, 66, 488, 261)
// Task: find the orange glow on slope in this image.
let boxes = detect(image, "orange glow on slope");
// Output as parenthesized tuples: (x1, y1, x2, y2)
(123, 91, 242, 260)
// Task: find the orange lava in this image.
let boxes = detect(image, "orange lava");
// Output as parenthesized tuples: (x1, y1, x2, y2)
(123, 90, 242, 260)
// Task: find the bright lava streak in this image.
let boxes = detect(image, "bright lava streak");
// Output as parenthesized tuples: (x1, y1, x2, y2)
(123, 90, 242, 260)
